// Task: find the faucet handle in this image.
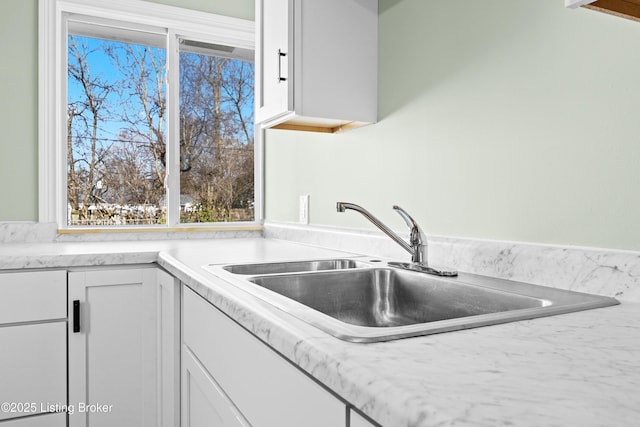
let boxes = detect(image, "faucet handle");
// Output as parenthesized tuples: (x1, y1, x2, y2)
(393, 206, 428, 265)
(392, 206, 422, 245)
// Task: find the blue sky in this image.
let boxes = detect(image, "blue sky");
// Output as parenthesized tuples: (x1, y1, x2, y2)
(68, 34, 255, 152)
(67, 35, 166, 147)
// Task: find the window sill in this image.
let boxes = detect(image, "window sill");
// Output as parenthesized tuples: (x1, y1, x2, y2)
(57, 224, 264, 235)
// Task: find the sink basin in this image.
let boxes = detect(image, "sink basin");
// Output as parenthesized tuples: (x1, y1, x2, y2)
(209, 259, 619, 342)
(222, 259, 368, 275)
(249, 269, 547, 327)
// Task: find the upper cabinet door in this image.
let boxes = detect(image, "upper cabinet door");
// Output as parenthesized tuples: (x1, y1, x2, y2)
(255, 0, 378, 134)
(255, 0, 293, 124)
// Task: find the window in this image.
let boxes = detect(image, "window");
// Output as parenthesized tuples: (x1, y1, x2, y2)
(178, 40, 255, 224)
(40, 0, 259, 229)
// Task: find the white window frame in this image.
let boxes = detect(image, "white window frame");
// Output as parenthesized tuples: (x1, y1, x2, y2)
(39, 0, 262, 230)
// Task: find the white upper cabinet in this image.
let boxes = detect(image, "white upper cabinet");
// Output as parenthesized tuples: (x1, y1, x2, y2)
(256, 0, 292, 124)
(565, 0, 595, 8)
(564, 0, 640, 21)
(255, 0, 378, 133)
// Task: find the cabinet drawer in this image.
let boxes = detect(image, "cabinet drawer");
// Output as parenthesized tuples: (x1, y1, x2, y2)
(0, 412, 66, 427)
(0, 270, 66, 324)
(0, 322, 67, 421)
(183, 287, 345, 427)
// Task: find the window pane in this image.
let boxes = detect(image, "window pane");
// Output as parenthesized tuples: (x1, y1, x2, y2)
(179, 41, 255, 223)
(67, 34, 167, 226)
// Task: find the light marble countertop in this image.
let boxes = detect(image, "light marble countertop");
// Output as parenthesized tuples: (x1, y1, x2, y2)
(1, 237, 638, 426)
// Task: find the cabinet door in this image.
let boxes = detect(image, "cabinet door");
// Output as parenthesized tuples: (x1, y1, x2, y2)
(0, 322, 66, 422)
(183, 287, 345, 427)
(68, 267, 158, 427)
(182, 346, 251, 427)
(255, 0, 293, 124)
(157, 269, 181, 427)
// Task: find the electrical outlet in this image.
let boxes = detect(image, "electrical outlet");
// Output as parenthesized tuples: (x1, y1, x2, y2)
(299, 195, 310, 224)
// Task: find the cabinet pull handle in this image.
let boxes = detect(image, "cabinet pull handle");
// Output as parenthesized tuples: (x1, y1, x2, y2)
(277, 49, 287, 82)
(73, 300, 80, 333)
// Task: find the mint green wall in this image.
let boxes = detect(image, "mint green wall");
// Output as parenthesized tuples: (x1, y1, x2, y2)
(0, 0, 38, 221)
(0, 0, 253, 222)
(265, 0, 640, 251)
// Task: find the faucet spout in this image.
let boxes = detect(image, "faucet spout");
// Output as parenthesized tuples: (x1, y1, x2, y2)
(336, 202, 457, 277)
(336, 202, 413, 255)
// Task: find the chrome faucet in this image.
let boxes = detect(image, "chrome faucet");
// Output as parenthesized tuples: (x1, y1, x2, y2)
(336, 202, 457, 277)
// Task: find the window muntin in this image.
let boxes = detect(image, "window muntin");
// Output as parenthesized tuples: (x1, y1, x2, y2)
(55, 7, 256, 229)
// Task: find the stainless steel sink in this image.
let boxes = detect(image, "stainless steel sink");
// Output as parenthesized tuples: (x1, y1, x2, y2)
(249, 269, 547, 327)
(222, 259, 369, 275)
(209, 259, 619, 342)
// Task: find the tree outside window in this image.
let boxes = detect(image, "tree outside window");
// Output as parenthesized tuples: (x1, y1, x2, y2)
(67, 32, 254, 227)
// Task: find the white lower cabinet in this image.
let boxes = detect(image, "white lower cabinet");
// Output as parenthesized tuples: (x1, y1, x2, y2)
(1, 263, 378, 427)
(0, 322, 66, 422)
(0, 270, 67, 424)
(157, 269, 181, 427)
(182, 346, 250, 427)
(182, 286, 346, 427)
(68, 267, 160, 427)
(0, 270, 66, 324)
